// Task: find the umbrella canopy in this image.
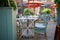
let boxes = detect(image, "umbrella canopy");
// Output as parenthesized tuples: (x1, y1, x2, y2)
(25, 1, 43, 8)
(50, 4, 57, 8)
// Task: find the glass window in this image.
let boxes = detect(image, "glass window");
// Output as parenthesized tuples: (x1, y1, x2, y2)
(23, 0, 28, 2)
(23, 0, 27, 1)
(51, 0, 54, 2)
(42, 0, 46, 2)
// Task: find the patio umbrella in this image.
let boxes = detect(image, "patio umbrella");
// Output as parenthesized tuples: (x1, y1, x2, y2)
(25, 0, 44, 15)
(50, 4, 57, 8)
(25, 1, 43, 8)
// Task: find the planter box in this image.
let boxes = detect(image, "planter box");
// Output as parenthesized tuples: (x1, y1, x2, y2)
(57, 8, 60, 24)
(0, 7, 18, 40)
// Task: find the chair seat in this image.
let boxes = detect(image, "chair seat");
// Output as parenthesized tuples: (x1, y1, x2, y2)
(34, 27, 46, 33)
(34, 18, 47, 40)
(35, 23, 46, 28)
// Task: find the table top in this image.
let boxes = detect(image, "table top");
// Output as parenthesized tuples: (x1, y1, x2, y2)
(35, 23, 46, 28)
(17, 15, 39, 20)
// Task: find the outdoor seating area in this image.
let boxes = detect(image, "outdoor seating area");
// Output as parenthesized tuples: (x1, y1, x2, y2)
(16, 0, 57, 40)
(0, 0, 59, 40)
(16, 14, 57, 40)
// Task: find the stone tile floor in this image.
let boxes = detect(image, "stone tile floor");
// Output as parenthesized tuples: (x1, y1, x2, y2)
(46, 21, 57, 40)
(18, 21, 57, 40)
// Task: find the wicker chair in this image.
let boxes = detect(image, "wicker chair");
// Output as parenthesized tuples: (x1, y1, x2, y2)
(34, 19, 47, 40)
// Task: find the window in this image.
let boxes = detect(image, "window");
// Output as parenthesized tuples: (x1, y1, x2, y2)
(51, 0, 54, 2)
(23, 0, 28, 2)
(42, 0, 46, 2)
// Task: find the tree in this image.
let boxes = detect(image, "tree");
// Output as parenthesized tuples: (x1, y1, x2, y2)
(0, 0, 17, 10)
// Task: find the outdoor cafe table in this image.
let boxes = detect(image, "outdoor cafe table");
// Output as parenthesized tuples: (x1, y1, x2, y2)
(18, 15, 39, 37)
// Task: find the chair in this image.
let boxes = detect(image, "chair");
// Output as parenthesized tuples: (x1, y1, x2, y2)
(34, 19, 47, 40)
(18, 19, 27, 39)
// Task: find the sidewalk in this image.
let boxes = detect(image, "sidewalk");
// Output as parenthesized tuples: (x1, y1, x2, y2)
(20, 21, 57, 40)
(47, 21, 57, 40)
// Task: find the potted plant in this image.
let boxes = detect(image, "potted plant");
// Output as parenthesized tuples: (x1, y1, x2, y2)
(0, 0, 18, 40)
(42, 8, 51, 22)
(42, 8, 51, 14)
(24, 8, 34, 15)
(54, 0, 60, 24)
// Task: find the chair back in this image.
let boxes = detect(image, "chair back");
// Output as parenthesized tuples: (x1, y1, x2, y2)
(34, 19, 47, 33)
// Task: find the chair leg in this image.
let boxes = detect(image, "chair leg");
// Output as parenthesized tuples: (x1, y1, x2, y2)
(45, 33, 48, 40)
(19, 26, 22, 40)
(34, 33, 38, 40)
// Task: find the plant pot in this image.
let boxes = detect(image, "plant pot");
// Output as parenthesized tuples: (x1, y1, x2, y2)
(0, 7, 18, 40)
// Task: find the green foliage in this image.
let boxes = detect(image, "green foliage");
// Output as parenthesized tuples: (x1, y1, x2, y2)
(10, 0, 17, 10)
(0, 0, 9, 7)
(54, 0, 60, 4)
(54, 0, 60, 8)
(24, 8, 34, 15)
(42, 8, 51, 14)
(0, 0, 17, 10)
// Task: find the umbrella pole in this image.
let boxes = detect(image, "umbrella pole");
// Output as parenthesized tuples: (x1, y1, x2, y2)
(33, 0, 35, 14)
(34, 8, 35, 14)
(28, 0, 29, 8)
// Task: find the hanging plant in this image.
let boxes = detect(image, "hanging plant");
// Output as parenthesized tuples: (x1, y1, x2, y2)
(24, 8, 34, 15)
(42, 8, 51, 14)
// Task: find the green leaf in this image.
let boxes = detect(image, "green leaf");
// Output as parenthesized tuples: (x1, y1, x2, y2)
(10, 0, 17, 10)
(42, 8, 51, 14)
(0, 0, 18, 10)
(54, 0, 60, 4)
(24, 8, 34, 15)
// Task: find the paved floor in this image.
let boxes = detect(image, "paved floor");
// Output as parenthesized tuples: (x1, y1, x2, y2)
(46, 21, 57, 40)
(19, 21, 57, 40)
